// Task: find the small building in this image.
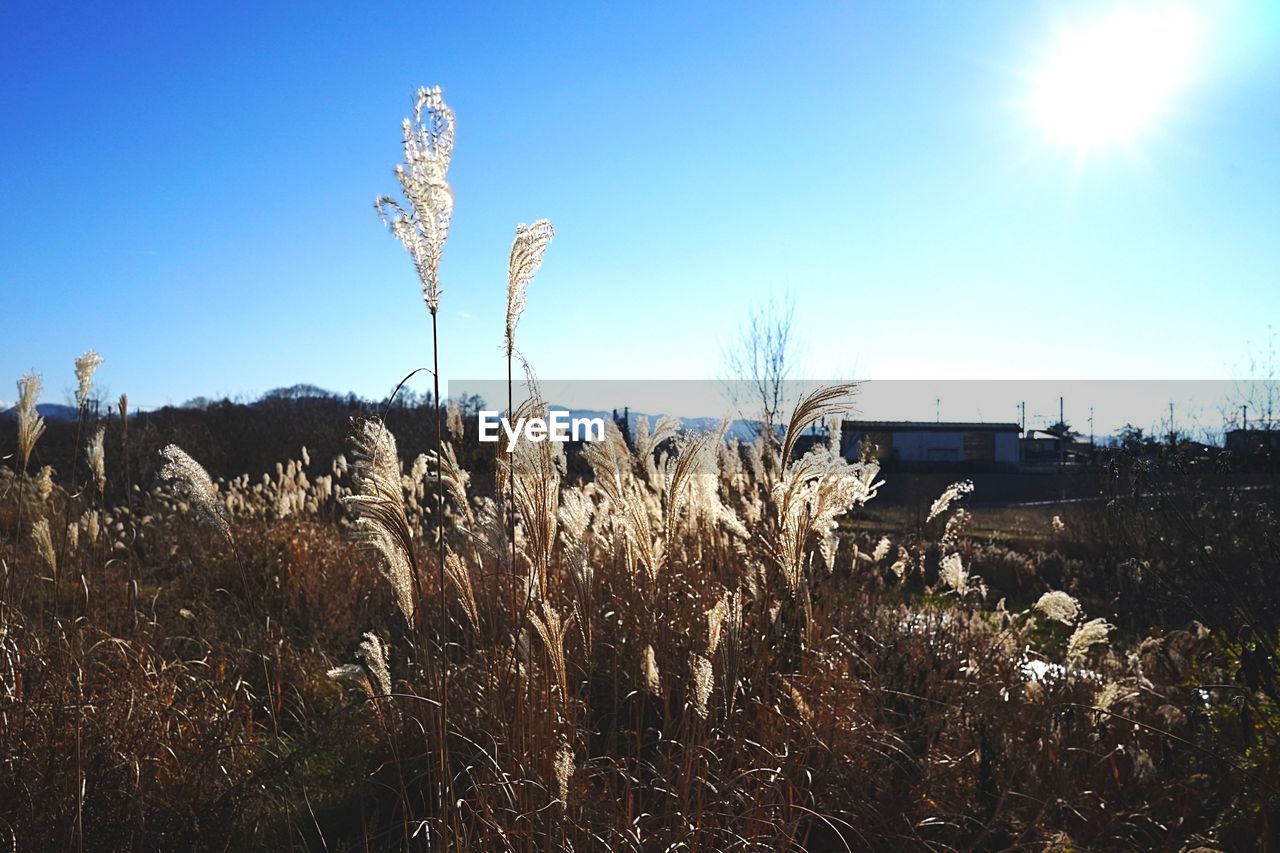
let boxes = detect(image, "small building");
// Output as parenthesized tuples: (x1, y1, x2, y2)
(1225, 428, 1280, 457)
(1021, 429, 1094, 466)
(841, 421, 1021, 470)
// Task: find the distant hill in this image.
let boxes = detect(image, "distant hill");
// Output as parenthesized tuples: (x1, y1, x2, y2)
(559, 408, 763, 442)
(0, 402, 81, 422)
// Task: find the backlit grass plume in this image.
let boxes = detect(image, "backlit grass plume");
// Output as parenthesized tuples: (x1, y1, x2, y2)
(74, 350, 103, 410)
(159, 444, 232, 543)
(15, 372, 45, 476)
(87, 425, 106, 494)
(31, 518, 56, 574)
(1066, 617, 1114, 663)
(504, 219, 554, 357)
(343, 418, 418, 625)
(1034, 590, 1081, 625)
(374, 86, 455, 314)
(328, 631, 392, 699)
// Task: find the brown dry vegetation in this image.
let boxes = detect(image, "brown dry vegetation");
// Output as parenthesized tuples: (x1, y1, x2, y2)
(3, 86, 1279, 851)
(2, 411, 1278, 850)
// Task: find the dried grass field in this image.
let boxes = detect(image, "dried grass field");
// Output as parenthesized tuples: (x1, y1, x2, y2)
(2, 88, 1278, 851)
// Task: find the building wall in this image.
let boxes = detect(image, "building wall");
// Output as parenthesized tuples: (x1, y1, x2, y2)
(851, 427, 1022, 467)
(994, 432, 1020, 464)
(892, 430, 965, 462)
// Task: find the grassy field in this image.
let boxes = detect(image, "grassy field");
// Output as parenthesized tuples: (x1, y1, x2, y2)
(3, 86, 1278, 851)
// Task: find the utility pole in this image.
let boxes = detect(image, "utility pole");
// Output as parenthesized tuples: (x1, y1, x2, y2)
(1169, 401, 1176, 444)
(1089, 406, 1094, 446)
(935, 397, 941, 423)
(1059, 396, 1065, 471)
(1019, 401, 1026, 433)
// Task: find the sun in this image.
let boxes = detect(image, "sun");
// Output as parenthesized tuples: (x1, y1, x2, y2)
(1028, 5, 1204, 155)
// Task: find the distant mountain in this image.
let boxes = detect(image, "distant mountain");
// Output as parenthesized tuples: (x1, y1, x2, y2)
(0, 402, 81, 422)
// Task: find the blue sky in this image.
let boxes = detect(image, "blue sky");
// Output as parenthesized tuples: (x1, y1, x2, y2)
(2, 1, 1278, 412)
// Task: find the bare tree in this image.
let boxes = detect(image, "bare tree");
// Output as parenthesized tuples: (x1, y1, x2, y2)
(1223, 325, 1279, 432)
(723, 294, 798, 443)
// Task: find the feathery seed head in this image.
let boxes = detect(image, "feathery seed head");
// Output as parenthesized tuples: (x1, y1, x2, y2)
(376, 86, 455, 314)
(690, 653, 714, 718)
(642, 644, 661, 696)
(15, 372, 46, 474)
(344, 418, 418, 624)
(74, 350, 104, 409)
(447, 398, 464, 439)
(505, 219, 555, 355)
(1034, 590, 1081, 625)
(36, 465, 54, 502)
(32, 518, 56, 573)
(356, 631, 392, 697)
(326, 664, 373, 698)
(554, 739, 575, 807)
(927, 480, 975, 523)
(1067, 617, 1114, 663)
(939, 552, 984, 598)
(87, 425, 106, 493)
(706, 592, 730, 656)
(159, 444, 232, 542)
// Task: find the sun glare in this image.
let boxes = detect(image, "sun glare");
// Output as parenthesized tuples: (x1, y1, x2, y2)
(1029, 5, 1204, 154)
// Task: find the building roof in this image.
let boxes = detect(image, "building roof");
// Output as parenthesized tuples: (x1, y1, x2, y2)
(842, 420, 1021, 433)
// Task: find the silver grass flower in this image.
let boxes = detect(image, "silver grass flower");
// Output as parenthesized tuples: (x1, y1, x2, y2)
(1093, 680, 1137, 713)
(690, 653, 714, 718)
(343, 419, 418, 625)
(817, 531, 838, 573)
(86, 425, 106, 493)
(15, 372, 45, 475)
(642, 644, 661, 696)
(1066, 617, 1114, 663)
(872, 535, 892, 562)
(558, 488, 594, 544)
(939, 552, 981, 598)
(1034, 590, 1081, 625)
(356, 631, 392, 697)
(773, 446, 881, 593)
(780, 384, 859, 465)
(426, 441, 474, 527)
(325, 664, 374, 698)
(74, 350, 104, 410)
(926, 480, 975, 523)
(889, 547, 909, 580)
(374, 86, 455, 314)
(446, 398, 464, 439)
(504, 219, 555, 356)
(36, 465, 54, 502)
(785, 677, 815, 725)
(158, 445, 232, 542)
(444, 551, 480, 634)
(529, 601, 572, 702)
(554, 739, 575, 807)
(706, 592, 730, 656)
(328, 632, 392, 699)
(32, 518, 56, 573)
